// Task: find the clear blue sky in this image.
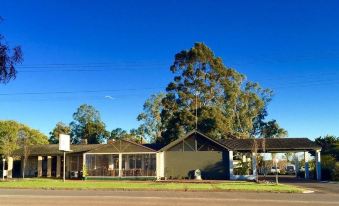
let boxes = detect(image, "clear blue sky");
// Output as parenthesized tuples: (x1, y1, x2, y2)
(1, 0, 339, 139)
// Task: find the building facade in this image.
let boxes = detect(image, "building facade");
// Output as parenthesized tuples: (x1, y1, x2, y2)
(5, 131, 322, 181)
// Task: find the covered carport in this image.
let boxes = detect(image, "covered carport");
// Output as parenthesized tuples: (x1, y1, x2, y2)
(219, 138, 322, 181)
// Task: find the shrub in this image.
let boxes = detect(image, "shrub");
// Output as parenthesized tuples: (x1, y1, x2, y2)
(321, 155, 336, 181)
(234, 161, 250, 175)
(333, 162, 339, 181)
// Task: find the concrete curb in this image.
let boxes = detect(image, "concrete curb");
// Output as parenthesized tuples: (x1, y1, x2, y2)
(302, 190, 315, 194)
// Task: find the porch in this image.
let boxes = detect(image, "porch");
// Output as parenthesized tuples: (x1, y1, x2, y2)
(82, 140, 157, 178)
(84, 153, 156, 178)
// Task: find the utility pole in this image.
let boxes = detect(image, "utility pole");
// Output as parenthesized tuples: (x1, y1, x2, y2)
(63, 151, 66, 182)
(59, 134, 70, 183)
(195, 92, 198, 130)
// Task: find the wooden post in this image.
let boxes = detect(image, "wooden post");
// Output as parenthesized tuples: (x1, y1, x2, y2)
(56, 156, 61, 178)
(7, 157, 13, 178)
(37, 156, 43, 177)
(47, 156, 52, 177)
(118, 153, 122, 177)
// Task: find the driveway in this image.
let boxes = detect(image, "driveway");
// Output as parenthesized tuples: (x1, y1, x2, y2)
(289, 181, 339, 194)
(259, 175, 339, 194)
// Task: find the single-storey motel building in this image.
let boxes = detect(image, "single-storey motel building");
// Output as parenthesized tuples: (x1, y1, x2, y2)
(3, 131, 322, 181)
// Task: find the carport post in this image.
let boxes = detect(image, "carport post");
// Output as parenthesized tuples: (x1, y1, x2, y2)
(37, 156, 43, 177)
(304, 152, 309, 179)
(82, 153, 86, 177)
(229, 151, 234, 180)
(316, 150, 321, 181)
(252, 153, 257, 177)
(118, 153, 122, 177)
(56, 156, 61, 178)
(47, 156, 52, 177)
(7, 157, 13, 179)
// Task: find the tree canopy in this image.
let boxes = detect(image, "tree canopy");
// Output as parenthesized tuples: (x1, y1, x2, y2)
(0, 120, 48, 157)
(49, 122, 71, 144)
(110, 128, 128, 140)
(137, 93, 165, 142)
(0, 17, 23, 84)
(315, 135, 339, 161)
(138, 43, 283, 144)
(259, 120, 288, 138)
(70, 104, 109, 144)
(109, 128, 144, 143)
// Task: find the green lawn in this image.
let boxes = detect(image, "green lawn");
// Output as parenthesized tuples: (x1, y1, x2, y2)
(0, 178, 303, 193)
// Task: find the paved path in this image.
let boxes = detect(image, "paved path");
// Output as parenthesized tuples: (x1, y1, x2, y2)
(260, 175, 339, 194)
(0, 189, 338, 206)
(290, 181, 339, 194)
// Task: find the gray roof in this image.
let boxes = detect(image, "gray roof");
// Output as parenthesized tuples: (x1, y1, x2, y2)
(13, 140, 156, 156)
(12, 133, 321, 156)
(85, 140, 156, 153)
(13, 144, 102, 156)
(218, 138, 321, 152)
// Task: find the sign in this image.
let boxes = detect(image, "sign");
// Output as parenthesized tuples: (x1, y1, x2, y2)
(59, 134, 70, 151)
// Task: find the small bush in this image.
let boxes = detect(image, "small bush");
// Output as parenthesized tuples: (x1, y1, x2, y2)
(234, 162, 250, 175)
(333, 162, 339, 181)
(321, 155, 336, 181)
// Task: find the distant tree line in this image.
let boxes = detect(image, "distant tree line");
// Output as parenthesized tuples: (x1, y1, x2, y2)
(49, 104, 144, 144)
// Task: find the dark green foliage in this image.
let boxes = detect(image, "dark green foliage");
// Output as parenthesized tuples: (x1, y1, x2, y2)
(82, 121, 109, 144)
(109, 128, 144, 143)
(70, 104, 109, 144)
(260, 120, 288, 138)
(234, 161, 250, 175)
(315, 135, 339, 161)
(321, 155, 337, 181)
(333, 163, 339, 181)
(315, 135, 339, 180)
(0, 120, 48, 158)
(110, 128, 128, 140)
(137, 93, 165, 142)
(49, 122, 71, 144)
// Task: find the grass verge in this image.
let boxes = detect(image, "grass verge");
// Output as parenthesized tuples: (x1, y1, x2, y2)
(0, 178, 304, 193)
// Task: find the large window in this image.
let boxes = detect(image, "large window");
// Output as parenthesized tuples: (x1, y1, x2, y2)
(69, 155, 80, 172)
(122, 154, 156, 177)
(85, 153, 156, 177)
(86, 154, 119, 176)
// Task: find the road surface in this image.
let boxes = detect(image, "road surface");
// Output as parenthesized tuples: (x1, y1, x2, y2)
(0, 189, 338, 206)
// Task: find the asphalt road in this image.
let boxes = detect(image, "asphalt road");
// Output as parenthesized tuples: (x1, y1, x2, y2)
(0, 189, 338, 206)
